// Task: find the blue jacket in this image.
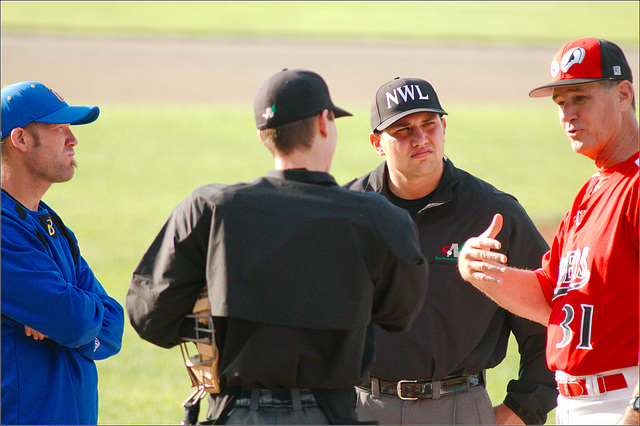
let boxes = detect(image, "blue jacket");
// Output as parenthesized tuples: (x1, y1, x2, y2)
(1, 190, 124, 425)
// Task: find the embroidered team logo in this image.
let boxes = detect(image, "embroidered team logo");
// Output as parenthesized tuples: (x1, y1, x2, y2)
(45, 217, 56, 236)
(44, 85, 65, 103)
(262, 105, 275, 120)
(434, 242, 462, 261)
(551, 47, 586, 78)
(560, 47, 586, 72)
(553, 247, 591, 299)
(443, 243, 460, 258)
(38, 215, 58, 238)
(385, 84, 430, 109)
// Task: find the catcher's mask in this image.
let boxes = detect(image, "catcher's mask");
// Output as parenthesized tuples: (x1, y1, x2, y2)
(180, 289, 221, 423)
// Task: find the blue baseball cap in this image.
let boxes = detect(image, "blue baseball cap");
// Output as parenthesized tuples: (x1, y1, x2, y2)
(1, 81, 100, 139)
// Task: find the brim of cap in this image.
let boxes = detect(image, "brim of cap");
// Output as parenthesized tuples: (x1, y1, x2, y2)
(36, 105, 100, 125)
(333, 106, 353, 118)
(528, 78, 611, 98)
(375, 107, 448, 131)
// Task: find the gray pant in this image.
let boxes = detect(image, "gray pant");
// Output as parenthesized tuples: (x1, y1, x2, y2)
(356, 385, 497, 425)
(224, 405, 330, 424)
(223, 388, 331, 424)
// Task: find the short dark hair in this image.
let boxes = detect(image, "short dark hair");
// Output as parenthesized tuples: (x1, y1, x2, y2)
(259, 110, 334, 155)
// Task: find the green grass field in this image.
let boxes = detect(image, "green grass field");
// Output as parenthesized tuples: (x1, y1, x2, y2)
(2, 1, 638, 424)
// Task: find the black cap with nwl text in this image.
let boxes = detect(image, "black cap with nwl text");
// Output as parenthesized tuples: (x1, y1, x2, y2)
(370, 77, 447, 132)
(254, 69, 352, 130)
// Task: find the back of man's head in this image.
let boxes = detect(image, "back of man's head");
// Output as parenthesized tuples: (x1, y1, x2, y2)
(254, 69, 350, 155)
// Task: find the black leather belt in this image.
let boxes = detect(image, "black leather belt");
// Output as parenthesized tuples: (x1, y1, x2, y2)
(234, 388, 317, 411)
(360, 373, 484, 400)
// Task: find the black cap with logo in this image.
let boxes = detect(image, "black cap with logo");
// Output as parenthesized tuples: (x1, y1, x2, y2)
(254, 69, 352, 130)
(370, 77, 447, 132)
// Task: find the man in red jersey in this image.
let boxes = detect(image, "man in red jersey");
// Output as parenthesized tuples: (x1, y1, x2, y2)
(458, 38, 639, 424)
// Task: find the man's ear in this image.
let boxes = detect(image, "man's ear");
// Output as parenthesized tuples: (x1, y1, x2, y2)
(370, 132, 385, 157)
(317, 110, 329, 137)
(10, 127, 31, 153)
(616, 80, 635, 111)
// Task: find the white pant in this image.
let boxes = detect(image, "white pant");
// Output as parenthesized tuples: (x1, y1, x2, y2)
(555, 366, 638, 425)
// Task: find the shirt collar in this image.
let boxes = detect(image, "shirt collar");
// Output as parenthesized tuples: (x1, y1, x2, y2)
(266, 168, 338, 186)
(368, 156, 460, 205)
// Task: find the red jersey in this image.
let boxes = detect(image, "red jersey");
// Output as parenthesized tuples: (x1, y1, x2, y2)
(535, 152, 639, 376)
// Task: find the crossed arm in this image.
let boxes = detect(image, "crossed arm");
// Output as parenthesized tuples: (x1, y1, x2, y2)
(457, 213, 551, 326)
(24, 325, 47, 340)
(3, 223, 124, 358)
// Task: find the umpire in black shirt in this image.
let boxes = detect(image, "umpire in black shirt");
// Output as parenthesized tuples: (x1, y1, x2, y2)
(345, 77, 557, 424)
(127, 70, 429, 424)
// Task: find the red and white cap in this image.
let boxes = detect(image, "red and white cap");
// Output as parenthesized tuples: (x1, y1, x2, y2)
(529, 38, 633, 98)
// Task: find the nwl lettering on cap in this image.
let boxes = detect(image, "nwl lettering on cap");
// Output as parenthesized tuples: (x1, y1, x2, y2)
(386, 85, 429, 109)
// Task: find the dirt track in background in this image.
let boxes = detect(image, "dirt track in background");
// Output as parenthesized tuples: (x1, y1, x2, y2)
(4, 34, 637, 105)
(2, 34, 638, 243)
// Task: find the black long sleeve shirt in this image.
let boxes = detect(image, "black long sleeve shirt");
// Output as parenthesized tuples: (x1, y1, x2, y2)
(345, 158, 558, 425)
(127, 169, 429, 392)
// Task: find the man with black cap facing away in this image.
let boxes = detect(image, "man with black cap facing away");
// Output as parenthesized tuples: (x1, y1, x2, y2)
(458, 37, 639, 425)
(127, 69, 429, 424)
(1, 81, 125, 425)
(345, 77, 557, 424)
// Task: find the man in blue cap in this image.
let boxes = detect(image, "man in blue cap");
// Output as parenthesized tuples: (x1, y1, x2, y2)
(1, 81, 125, 425)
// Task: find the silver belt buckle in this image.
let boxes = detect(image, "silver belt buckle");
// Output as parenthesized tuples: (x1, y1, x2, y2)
(396, 380, 432, 400)
(397, 380, 418, 400)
